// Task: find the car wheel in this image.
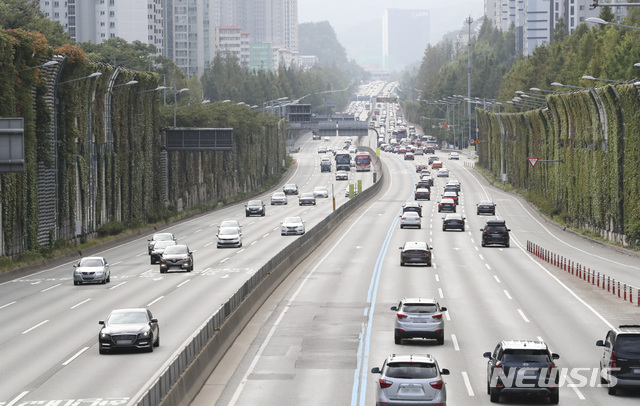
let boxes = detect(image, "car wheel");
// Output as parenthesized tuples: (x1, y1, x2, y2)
(150, 258, 155, 264)
(489, 388, 500, 403)
(505, 242, 510, 248)
(400, 225, 404, 229)
(154, 333, 160, 347)
(482, 241, 486, 247)
(418, 225, 421, 229)
(427, 261, 432, 267)
(74, 281, 79, 286)
(462, 227, 465, 232)
(608, 386, 617, 396)
(99, 348, 108, 355)
(246, 214, 249, 217)
(160, 268, 166, 274)
(101, 278, 106, 284)
(394, 334, 402, 345)
(400, 261, 404, 266)
(437, 336, 444, 345)
(217, 245, 221, 248)
(487, 382, 491, 395)
(442, 227, 446, 231)
(106, 274, 111, 283)
(550, 390, 559, 404)
(261, 212, 265, 216)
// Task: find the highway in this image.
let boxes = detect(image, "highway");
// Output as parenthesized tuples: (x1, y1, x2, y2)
(195, 144, 640, 405)
(0, 133, 374, 406)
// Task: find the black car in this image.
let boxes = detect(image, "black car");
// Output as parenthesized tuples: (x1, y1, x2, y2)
(416, 180, 432, 190)
(442, 213, 465, 231)
(484, 340, 560, 404)
(402, 201, 423, 217)
(150, 240, 177, 264)
(480, 219, 510, 247)
(159, 244, 193, 273)
(298, 192, 316, 206)
(245, 199, 266, 216)
(283, 183, 299, 195)
(477, 201, 496, 215)
(437, 198, 456, 213)
(399, 241, 433, 266)
(98, 308, 160, 354)
(596, 324, 640, 395)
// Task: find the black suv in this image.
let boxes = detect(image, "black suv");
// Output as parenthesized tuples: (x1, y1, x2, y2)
(283, 183, 299, 195)
(596, 324, 640, 395)
(484, 340, 560, 404)
(480, 219, 510, 247)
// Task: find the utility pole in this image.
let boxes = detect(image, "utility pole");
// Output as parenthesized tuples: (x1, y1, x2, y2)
(466, 15, 473, 151)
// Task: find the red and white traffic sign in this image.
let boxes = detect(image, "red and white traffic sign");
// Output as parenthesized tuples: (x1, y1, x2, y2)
(528, 157, 539, 168)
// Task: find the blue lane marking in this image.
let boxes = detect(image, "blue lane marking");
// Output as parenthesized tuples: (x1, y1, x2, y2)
(350, 153, 419, 406)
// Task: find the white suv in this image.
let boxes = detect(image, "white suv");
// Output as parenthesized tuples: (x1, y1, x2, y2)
(371, 353, 449, 405)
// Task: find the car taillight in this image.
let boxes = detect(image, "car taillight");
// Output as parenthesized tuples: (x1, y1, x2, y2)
(432, 313, 443, 319)
(430, 380, 444, 390)
(397, 313, 408, 319)
(379, 378, 393, 389)
(611, 352, 617, 368)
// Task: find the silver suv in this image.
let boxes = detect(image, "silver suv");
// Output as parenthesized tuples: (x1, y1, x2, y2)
(371, 353, 449, 406)
(391, 298, 447, 345)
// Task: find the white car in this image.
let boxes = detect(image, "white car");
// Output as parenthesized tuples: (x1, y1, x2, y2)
(217, 227, 243, 248)
(218, 219, 241, 231)
(271, 192, 288, 205)
(399, 211, 422, 229)
(437, 169, 450, 177)
(281, 216, 305, 235)
(313, 186, 329, 198)
(449, 152, 460, 160)
(335, 170, 349, 181)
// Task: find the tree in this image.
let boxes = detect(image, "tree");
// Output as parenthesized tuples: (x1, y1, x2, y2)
(0, 0, 69, 47)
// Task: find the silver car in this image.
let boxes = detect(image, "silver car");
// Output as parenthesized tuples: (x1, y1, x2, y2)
(271, 192, 288, 205)
(217, 227, 243, 248)
(73, 256, 111, 285)
(399, 211, 421, 229)
(371, 353, 449, 406)
(313, 186, 329, 198)
(335, 170, 349, 180)
(281, 216, 305, 235)
(391, 298, 447, 345)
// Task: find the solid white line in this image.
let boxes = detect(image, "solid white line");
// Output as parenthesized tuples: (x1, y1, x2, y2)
(6, 391, 29, 406)
(451, 333, 460, 351)
(177, 280, 190, 288)
(22, 320, 49, 334)
(70, 298, 91, 309)
(503, 290, 512, 300)
(147, 296, 164, 306)
(41, 283, 61, 292)
(493, 275, 501, 283)
(517, 309, 530, 323)
(462, 371, 475, 396)
(438, 288, 444, 298)
(62, 347, 89, 365)
(0, 301, 16, 309)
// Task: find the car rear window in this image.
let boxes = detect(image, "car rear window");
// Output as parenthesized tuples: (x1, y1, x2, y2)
(615, 335, 640, 354)
(502, 349, 550, 363)
(486, 226, 507, 232)
(385, 362, 438, 379)
(402, 303, 437, 313)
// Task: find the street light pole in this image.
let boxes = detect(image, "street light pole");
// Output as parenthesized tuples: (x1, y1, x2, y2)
(466, 16, 473, 151)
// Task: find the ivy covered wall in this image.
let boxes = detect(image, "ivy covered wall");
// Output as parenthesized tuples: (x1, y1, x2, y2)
(477, 83, 640, 246)
(0, 32, 286, 258)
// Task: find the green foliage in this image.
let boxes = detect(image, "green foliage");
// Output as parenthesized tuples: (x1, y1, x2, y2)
(0, 0, 70, 47)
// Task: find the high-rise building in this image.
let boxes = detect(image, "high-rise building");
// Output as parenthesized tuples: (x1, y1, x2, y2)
(485, 0, 628, 55)
(39, 0, 164, 53)
(382, 9, 430, 72)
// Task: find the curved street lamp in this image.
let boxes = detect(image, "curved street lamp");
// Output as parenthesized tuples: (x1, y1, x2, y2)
(581, 75, 629, 84)
(551, 81, 590, 90)
(20, 60, 58, 72)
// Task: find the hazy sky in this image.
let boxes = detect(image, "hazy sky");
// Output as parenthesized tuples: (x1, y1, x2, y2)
(299, 0, 485, 66)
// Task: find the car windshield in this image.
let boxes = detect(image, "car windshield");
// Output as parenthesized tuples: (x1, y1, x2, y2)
(154, 240, 176, 249)
(486, 225, 507, 232)
(219, 228, 239, 236)
(300, 193, 313, 198)
(315, 187, 327, 192)
(284, 217, 302, 224)
(79, 258, 103, 267)
(273, 193, 285, 198)
(403, 212, 420, 218)
(402, 303, 438, 313)
(108, 311, 149, 325)
(502, 349, 550, 363)
(248, 200, 262, 206)
(385, 362, 438, 379)
(404, 242, 427, 250)
(153, 233, 173, 241)
(163, 245, 188, 254)
(285, 184, 296, 188)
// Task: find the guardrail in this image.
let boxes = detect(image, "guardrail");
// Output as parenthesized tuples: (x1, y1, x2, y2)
(135, 147, 384, 406)
(527, 240, 640, 306)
